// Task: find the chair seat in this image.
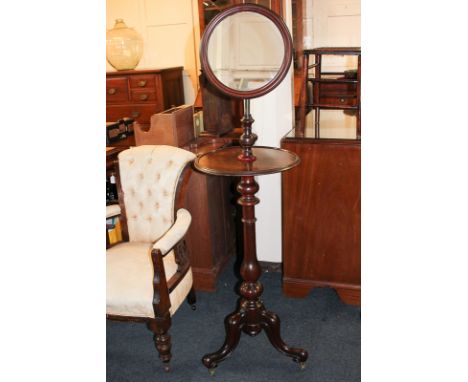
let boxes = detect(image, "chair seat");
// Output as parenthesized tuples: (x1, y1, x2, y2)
(106, 241, 193, 318)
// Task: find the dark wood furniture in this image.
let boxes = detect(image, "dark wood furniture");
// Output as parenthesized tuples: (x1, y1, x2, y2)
(291, 0, 304, 69)
(135, 105, 195, 147)
(106, 118, 136, 147)
(128, 107, 238, 292)
(182, 138, 237, 291)
(281, 130, 361, 305)
(106, 146, 197, 372)
(196, 145, 308, 372)
(298, 47, 361, 139)
(197, 4, 307, 373)
(106, 146, 127, 170)
(106, 67, 185, 129)
(105, 134, 135, 147)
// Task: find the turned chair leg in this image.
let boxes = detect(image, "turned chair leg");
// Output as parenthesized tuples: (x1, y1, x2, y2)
(187, 286, 197, 310)
(148, 315, 172, 372)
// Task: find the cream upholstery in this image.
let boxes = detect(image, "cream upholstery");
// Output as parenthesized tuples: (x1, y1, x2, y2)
(153, 209, 192, 255)
(106, 145, 196, 319)
(106, 242, 193, 317)
(118, 145, 195, 243)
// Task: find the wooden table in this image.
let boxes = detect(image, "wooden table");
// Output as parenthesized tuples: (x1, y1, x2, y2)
(195, 145, 308, 373)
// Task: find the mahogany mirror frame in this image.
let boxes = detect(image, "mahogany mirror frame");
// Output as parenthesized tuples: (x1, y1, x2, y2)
(199, 3, 293, 99)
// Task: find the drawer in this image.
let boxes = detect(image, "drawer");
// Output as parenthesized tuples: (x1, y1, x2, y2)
(130, 89, 158, 103)
(106, 104, 161, 125)
(319, 82, 356, 96)
(106, 78, 129, 103)
(313, 81, 357, 108)
(318, 96, 358, 107)
(129, 75, 156, 89)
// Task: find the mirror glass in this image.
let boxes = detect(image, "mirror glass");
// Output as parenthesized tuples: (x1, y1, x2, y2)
(206, 11, 284, 91)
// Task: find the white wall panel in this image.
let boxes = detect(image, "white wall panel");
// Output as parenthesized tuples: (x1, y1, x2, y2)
(143, 0, 192, 25)
(310, 0, 361, 71)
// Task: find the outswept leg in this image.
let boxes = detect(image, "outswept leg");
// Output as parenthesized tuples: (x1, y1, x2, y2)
(202, 311, 245, 370)
(261, 310, 308, 364)
(202, 176, 308, 373)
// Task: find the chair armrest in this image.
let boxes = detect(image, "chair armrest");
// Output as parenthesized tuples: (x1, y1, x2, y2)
(152, 209, 192, 256)
(106, 204, 121, 218)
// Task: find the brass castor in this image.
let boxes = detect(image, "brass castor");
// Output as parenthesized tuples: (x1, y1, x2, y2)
(299, 362, 306, 370)
(191, 304, 197, 311)
(209, 368, 216, 376)
(163, 364, 171, 372)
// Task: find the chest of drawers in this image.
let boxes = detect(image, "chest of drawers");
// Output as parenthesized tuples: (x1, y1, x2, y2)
(106, 67, 185, 127)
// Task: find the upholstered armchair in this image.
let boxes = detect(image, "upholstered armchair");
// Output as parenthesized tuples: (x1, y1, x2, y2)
(106, 145, 196, 371)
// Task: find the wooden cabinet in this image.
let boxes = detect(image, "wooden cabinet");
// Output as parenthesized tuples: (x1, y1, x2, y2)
(106, 67, 185, 128)
(183, 144, 238, 291)
(298, 48, 361, 139)
(281, 135, 361, 305)
(185, 172, 237, 290)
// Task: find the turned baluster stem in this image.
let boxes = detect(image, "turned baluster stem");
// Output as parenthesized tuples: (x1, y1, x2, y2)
(237, 176, 264, 337)
(239, 99, 257, 162)
(237, 176, 260, 284)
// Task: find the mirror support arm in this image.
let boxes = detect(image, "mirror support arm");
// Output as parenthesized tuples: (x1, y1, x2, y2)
(238, 99, 258, 162)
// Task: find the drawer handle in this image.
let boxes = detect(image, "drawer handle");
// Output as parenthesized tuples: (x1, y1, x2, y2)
(340, 98, 345, 103)
(139, 94, 148, 101)
(138, 80, 147, 87)
(108, 88, 117, 95)
(131, 111, 141, 119)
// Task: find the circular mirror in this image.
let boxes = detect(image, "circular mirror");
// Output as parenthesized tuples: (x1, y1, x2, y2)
(200, 4, 293, 99)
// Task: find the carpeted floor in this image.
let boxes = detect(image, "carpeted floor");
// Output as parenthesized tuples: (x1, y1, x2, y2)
(107, 260, 361, 382)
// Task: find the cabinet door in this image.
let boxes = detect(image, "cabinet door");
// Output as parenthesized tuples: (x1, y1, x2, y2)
(106, 104, 160, 125)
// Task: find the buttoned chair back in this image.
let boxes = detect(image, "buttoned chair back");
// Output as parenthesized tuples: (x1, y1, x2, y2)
(118, 145, 194, 242)
(106, 145, 197, 372)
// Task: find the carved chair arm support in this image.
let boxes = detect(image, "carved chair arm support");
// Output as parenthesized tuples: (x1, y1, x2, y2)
(150, 208, 192, 317)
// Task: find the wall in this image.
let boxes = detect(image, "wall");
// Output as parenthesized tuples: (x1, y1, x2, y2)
(106, 0, 201, 104)
(305, 0, 361, 70)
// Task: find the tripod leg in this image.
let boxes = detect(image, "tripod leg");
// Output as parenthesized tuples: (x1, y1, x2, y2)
(261, 310, 308, 365)
(202, 311, 245, 370)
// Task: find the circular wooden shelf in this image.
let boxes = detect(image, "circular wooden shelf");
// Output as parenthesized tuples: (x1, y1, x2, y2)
(194, 146, 300, 176)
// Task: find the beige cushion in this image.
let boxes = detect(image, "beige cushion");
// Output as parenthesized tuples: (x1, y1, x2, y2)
(106, 241, 193, 317)
(118, 145, 195, 243)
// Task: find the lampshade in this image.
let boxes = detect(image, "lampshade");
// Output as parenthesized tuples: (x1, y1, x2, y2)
(106, 19, 143, 71)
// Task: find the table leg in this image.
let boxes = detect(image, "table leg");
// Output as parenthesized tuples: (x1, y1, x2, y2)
(202, 176, 308, 373)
